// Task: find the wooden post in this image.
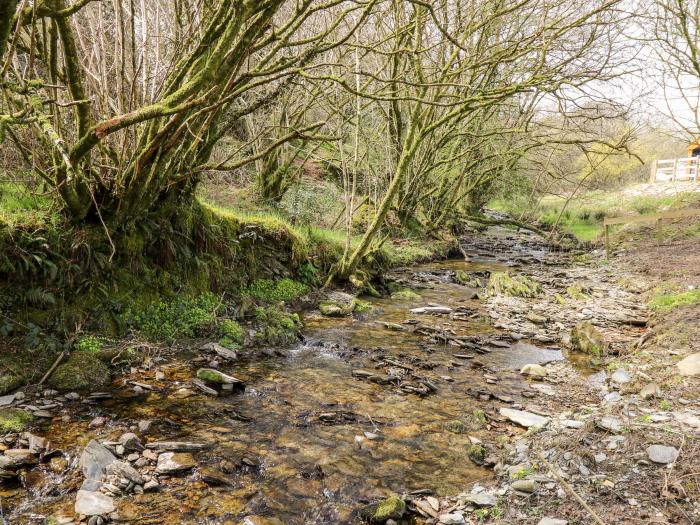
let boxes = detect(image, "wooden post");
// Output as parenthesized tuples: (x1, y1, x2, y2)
(649, 160, 657, 183)
(672, 159, 677, 182)
(605, 224, 610, 260)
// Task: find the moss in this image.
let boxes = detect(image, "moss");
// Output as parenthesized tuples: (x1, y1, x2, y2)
(354, 300, 374, 313)
(467, 444, 487, 463)
(0, 375, 22, 395)
(48, 352, 110, 391)
(566, 283, 590, 300)
(196, 369, 226, 384)
(390, 289, 420, 300)
(487, 272, 542, 298)
(554, 293, 566, 305)
(570, 322, 607, 356)
(446, 419, 465, 433)
(0, 408, 33, 432)
(253, 305, 302, 346)
(360, 496, 406, 523)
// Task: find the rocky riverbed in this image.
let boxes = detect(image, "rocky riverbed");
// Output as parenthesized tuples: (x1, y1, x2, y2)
(0, 225, 698, 524)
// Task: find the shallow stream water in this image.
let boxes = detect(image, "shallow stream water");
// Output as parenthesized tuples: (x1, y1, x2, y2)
(10, 231, 569, 524)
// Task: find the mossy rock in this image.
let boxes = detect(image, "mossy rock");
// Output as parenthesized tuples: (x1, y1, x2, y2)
(487, 272, 542, 298)
(566, 282, 592, 300)
(467, 444, 487, 464)
(0, 375, 22, 395)
(253, 306, 302, 346)
(390, 289, 420, 301)
(0, 408, 33, 432)
(359, 495, 406, 523)
(319, 291, 356, 317)
(570, 322, 607, 356)
(48, 352, 110, 391)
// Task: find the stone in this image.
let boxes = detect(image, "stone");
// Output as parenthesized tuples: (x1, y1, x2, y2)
(200, 342, 238, 361)
(0, 449, 38, 468)
(88, 417, 107, 429)
(156, 452, 196, 473)
(594, 453, 607, 463)
(462, 493, 497, 507)
(570, 322, 607, 356)
(319, 292, 356, 317)
(499, 408, 550, 428)
(640, 383, 661, 399)
(75, 490, 115, 516)
(80, 440, 116, 482)
(611, 369, 631, 385)
(196, 369, 245, 392)
(520, 364, 547, 378)
(537, 519, 568, 525)
(0, 394, 15, 407)
(200, 466, 233, 486)
(511, 479, 537, 493)
(171, 388, 195, 399)
(525, 313, 547, 325)
(596, 416, 623, 433)
(146, 441, 212, 452)
(137, 420, 153, 434)
(359, 496, 406, 523)
(105, 460, 145, 484)
(410, 306, 453, 315)
(143, 479, 159, 492)
(438, 512, 466, 524)
(676, 353, 700, 376)
(25, 433, 48, 452)
(646, 445, 679, 464)
(118, 432, 143, 451)
(563, 420, 584, 429)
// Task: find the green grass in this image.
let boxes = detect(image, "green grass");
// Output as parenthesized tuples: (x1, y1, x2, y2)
(0, 181, 56, 228)
(648, 288, 700, 312)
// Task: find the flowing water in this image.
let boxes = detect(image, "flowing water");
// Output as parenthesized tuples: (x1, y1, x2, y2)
(9, 232, 568, 524)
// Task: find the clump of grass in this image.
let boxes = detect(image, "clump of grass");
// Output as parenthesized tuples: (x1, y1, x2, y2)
(0, 408, 33, 432)
(648, 288, 700, 312)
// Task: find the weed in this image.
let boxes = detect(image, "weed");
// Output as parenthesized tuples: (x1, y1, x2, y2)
(354, 300, 374, 313)
(659, 400, 673, 411)
(648, 288, 700, 312)
(0, 408, 33, 432)
(512, 465, 534, 479)
(75, 335, 103, 354)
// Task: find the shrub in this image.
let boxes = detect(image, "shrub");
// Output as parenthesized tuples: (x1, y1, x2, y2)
(122, 292, 220, 342)
(217, 319, 244, 346)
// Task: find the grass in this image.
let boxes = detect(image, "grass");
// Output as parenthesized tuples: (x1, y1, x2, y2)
(490, 189, 700, 242)
(648, 287, 700, 312)
(0, 181, 57, 228)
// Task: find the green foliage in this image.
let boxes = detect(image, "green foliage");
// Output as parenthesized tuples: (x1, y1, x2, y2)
(122, 292, 220, 342)
(446, 419, 466, 433)
(75, 335, 103, 353)
(253, 305, 302, 346)
(217, 319, 244, 345)
(354, 300, 374, 313)
(659, 400, 673, 411)
(512, 465, 534, 479)
(648, 287, 700, 312)
(244, 278, 309, 302)
(467, 444, 487, 463)
(0, 408, 33, 432)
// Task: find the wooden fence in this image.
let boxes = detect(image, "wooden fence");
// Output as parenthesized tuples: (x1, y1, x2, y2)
(603, 207, 700, 258)
(650, 158, 699, 182)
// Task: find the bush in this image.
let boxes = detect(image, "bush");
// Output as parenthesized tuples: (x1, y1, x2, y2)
(217, 319, 244, 346)
(122, 292, 220, 342)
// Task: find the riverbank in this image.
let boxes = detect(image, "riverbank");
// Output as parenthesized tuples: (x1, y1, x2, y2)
(0, 220, 697, 524)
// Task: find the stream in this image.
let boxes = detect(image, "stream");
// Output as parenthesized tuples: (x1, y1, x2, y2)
(8, 227, 577, 524)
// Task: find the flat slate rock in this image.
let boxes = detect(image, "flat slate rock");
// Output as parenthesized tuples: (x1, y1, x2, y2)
(646, 444, 679, 464)
(146, 441, 212, 452)
(677, 353, 700, 376)
(156, 452, 196, 474)
(462, 493, 497, 507)
(80, 440, 116, 481)
(75, 490, 115, 516)
(596, 416, 623, 433)
(499, 408, 550, 428)
(0, 394, 15, 407)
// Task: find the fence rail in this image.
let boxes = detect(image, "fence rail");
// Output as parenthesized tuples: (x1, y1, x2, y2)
(650, 157, 699, 182)
(603, 207, 700, 258)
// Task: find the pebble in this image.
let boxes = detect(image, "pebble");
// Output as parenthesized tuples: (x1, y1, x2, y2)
(611, 369, 631, 384)
(439, 513, 465, 524)
(88, 417, 107, 429)
(537, 519, 568, 525)
(511, 479, 537, 493)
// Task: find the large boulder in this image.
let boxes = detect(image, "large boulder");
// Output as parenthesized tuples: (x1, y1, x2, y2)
(570, 322, 607, 356)
(319, 291, 357, 317)
(49, 352, 110, 391)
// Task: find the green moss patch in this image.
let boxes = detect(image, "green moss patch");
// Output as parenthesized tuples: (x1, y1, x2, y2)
(253, 306, 302, 346)
(487, 272, 542, 298)
(360, 496, 406, 523)
(0, 408, 33, 432)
